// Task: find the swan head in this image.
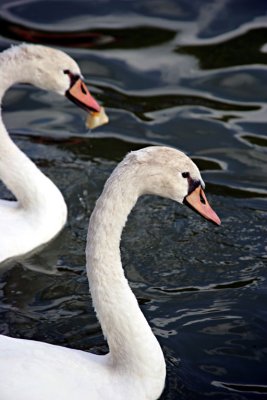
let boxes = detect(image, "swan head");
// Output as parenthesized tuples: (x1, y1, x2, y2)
(126, 146, 221, 225)
(9, 43, 101, 112)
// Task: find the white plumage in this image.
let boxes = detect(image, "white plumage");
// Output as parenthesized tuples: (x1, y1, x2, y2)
(0, 44, 100, 263)
(0, 146, 220, 400)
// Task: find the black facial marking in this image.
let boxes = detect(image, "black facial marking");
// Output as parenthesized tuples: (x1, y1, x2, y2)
(64, 70, 80, 87)
(200, 190, 206, 204)
(187, 175, 201, 195)
(80, 82, 87, 94)
(181, 171, 200, 195)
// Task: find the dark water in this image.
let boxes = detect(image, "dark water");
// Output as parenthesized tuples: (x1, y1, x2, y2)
(0, 0, 267, 398)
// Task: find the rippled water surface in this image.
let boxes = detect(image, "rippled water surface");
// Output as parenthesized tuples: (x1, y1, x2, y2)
(0, 1, 267, 399)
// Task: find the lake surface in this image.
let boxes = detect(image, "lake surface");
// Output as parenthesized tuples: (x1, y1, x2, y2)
(0, 0, 266, 398)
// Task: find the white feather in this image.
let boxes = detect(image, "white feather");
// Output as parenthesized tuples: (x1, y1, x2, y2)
(0, 146, 205, 400)
(0, 43, 84, 263)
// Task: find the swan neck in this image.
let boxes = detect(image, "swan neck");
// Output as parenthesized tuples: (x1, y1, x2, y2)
(86, 164, 165, 379)
(0, 46, 33, 98)
(0, 49, 65, 212)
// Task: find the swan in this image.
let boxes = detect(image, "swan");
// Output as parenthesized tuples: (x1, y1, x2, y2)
(0, 146, 220, 400)
(0, 43, 101, 263)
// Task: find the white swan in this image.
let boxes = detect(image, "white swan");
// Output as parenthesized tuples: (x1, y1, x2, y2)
(0, 146, 220, 400)
(0, 43, 101, 263)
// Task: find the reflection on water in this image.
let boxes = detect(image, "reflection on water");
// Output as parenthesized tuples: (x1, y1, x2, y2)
(0, 0, 267, 399)
(179, 28, 267, 69)
(238, 133, 267, 149)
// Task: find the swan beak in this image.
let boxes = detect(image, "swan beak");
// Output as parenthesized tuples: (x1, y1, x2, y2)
(184, 186, 221, 225)
(66, 78, 101, 113)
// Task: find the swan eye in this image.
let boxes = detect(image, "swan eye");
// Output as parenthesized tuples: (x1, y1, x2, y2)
(182, 172, 189, 178)
(63, 69, 70, 75)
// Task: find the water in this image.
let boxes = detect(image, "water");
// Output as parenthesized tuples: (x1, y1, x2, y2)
(0, 0, 267, 398)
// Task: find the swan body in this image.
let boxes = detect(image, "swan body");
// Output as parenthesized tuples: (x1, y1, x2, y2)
(0, 146, 220, 400)
(0, 44, 100, 263)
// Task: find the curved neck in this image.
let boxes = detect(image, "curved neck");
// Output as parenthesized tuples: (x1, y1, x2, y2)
(86, 164, 165, 378)
(0, 46, 33, 96)
(0, 116, 53, 209)
(0, 46, 65, 211)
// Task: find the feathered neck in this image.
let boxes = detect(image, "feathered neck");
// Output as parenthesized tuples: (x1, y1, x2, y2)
(86, 159, 166, 384)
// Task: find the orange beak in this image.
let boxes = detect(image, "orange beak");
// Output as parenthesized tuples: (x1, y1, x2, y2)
(184, 186, 221, 225)
(66, 78, 101, 113)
